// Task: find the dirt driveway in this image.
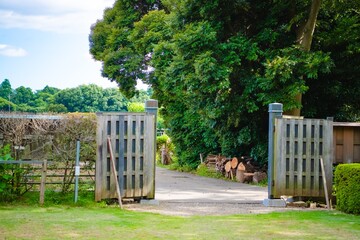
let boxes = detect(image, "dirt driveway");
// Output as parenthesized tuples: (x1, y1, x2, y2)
(125, 167, 293, 216)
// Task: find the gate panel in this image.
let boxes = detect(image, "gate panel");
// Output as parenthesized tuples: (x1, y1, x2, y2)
(273, 117, 333, 198)
(95, 112, 155, 201)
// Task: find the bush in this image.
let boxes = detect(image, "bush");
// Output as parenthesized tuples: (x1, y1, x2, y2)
(156, 134, 175, 164)
(335, 163, 360, 215)
(0, 145, 32, 202)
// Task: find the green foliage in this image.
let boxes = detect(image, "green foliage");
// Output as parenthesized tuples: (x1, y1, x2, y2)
(0, 145, 31, 202)
(0, 79, 152, 113)
(156, 134, 175, 163)
(127, 102, 145, 112)
(0, 97, 17, 111)
(90, 1, 360, 168)
(0, 79, 13, 100)
(89, 0, 164, 98)
(195, 163, 223, 179)
(335, 164, 360, 215)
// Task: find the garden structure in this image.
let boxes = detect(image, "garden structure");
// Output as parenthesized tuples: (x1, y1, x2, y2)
(95, 100, 158, 201)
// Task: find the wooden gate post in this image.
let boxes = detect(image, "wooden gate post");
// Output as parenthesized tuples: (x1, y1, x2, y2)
(39, 159, 47, 205)
(267, 103, 283, 199)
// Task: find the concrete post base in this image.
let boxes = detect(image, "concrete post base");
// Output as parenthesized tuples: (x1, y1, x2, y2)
(263, 198, 286, 207)
(140, 199, 160, 205)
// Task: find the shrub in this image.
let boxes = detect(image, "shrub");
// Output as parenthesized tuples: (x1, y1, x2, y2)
(334, 163, 360, 215)
(0, 145, 32, 202)
(156, 134, 175, 164)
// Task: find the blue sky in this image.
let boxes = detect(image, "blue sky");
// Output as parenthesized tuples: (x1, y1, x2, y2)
(0, 0, 148, 91)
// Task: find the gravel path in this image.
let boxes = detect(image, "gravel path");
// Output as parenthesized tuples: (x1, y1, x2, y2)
(124, 167, 307, 216)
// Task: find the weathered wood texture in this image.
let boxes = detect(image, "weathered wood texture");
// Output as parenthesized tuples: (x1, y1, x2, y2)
(333, 123, 360, 164)
(272, 117, 333, 198)
(95, 112, 155, 201)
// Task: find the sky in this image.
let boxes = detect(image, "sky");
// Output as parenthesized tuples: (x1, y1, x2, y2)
(0, 0, 147, 91)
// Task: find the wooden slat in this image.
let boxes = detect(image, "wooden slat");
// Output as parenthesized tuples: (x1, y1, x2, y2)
(288, 119, 295, 195)
(312, 119, 321, 196)
(297, 122, 304, 196)
(305, 120, 312, 196)
(118, 115, 125, 197)
(134, 115, 142, 197)
(126, 115, 133, 197)
(273, 117, 285, 197)
(102, 115, 109, 199)
(323, 120, 333, 198)
(95, 114, 103, 201)
(343, 128, 354, 163)
(144, 114, 155, 198)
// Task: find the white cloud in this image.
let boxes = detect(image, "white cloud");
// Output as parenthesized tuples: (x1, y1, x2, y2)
(0, 0, 114, 33)
(0, 44, 27, 57)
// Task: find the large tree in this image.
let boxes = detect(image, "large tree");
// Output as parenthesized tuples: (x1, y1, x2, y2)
(89, 0, 163, 97)
(90, 0, 358, 166)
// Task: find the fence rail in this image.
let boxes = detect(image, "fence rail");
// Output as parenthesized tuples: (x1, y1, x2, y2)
(0, 160, 95, 188)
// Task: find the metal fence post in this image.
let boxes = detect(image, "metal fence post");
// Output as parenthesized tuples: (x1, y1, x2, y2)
(267, 103, 283, 199)
(74, 140, 80, 203)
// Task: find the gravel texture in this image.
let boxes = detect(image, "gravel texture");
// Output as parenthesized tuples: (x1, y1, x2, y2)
(124, 201, 306, 216)
(122, 167, 317, 216)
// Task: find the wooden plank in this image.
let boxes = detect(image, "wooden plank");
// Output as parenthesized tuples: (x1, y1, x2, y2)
(297, 120, 304, 196)
(39, 160, 47, 205)
(95, 117, 100, 201)
(304, 119, 312, 196)
(107, 138, 123, 209)
(144, 114, 155, 198)
(334, 127, 343, 163)
(109, 115, 116, 196)
(274, 118, 286, 198)
(288, 119, 295, 195)
(0, 160, 52, 164)
(126, 115, 133, 197)
(134, 115, 142, 197)
(118, 115, 125, 197)
(343, 127, 354, 163)
(323, 120, 333, 198)
(102, 115, 110, 199)
(313, 119, 320, 196)
(320, 157, 330, 209)
(95, 115, 106, 201)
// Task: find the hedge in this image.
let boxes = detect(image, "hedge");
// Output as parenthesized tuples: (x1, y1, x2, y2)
(334, 163, 360, 214)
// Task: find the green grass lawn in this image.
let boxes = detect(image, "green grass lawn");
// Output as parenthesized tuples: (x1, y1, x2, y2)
(0, 205, 359, 240)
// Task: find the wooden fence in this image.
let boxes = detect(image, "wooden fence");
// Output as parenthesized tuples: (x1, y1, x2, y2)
(333, 122, 360, 164)
(272, 117, 333, 199)
(95, 112, 156, 201)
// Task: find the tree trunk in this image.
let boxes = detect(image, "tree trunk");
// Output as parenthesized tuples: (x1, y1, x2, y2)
(288, 0, 322, 116)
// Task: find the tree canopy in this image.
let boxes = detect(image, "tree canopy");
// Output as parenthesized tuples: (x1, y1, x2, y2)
(90, 0, 360, 167)
(0, 79, 151, 113)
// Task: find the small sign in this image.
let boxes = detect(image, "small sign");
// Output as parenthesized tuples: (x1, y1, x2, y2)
(75, 166, 80, 176)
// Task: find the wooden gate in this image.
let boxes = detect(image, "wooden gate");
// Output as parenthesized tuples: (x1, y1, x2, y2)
(272, 117, 333, 198)
(95, 112, 156, 201)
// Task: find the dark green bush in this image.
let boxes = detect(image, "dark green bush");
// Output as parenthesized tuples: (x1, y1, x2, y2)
(335, 163, 360, 215)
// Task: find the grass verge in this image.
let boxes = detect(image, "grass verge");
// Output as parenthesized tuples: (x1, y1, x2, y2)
(0, 205, 359, 240)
